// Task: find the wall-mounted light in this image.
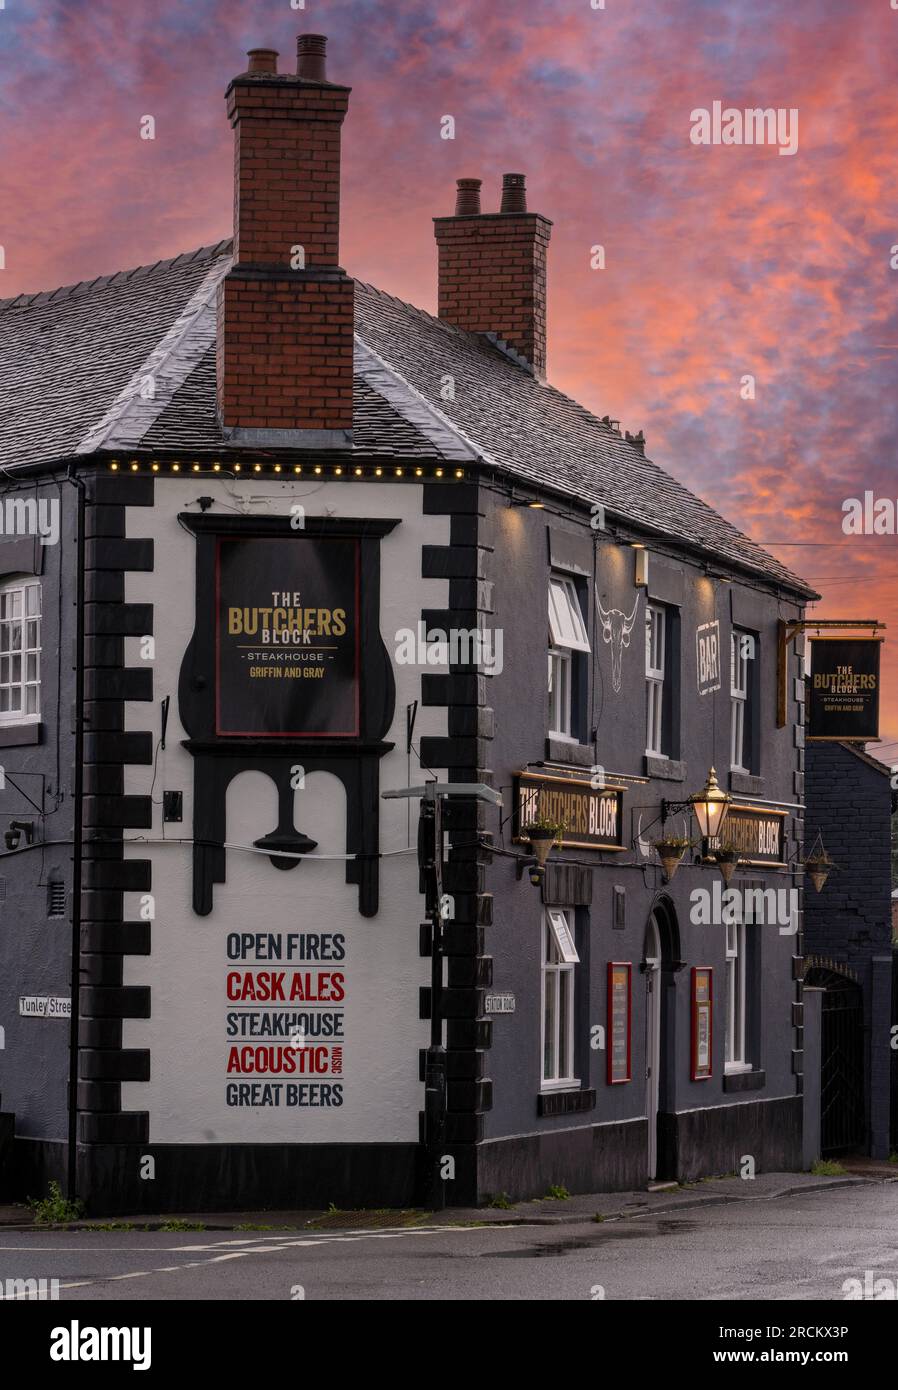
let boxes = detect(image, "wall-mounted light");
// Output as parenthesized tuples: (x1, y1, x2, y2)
(632, 543, 649, 587)
(689, 767, 732, 840)
(5, 820, 34, 852)
(660, 766, 732, 843)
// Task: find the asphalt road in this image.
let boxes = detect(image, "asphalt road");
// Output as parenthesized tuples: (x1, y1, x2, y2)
(0, 1181, 896, 1301)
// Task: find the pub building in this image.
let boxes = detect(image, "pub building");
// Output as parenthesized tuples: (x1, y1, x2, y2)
(0, 36, 819, 1213)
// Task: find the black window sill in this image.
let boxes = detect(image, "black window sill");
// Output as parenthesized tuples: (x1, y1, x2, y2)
(0, 722, 42, 748)
(729, 770, 763, 796)
(537, 1088, 596, 1117)
(723, 1068, 765, 1094)
(545, 737, 594, 768)
(644, 755, 686, 782)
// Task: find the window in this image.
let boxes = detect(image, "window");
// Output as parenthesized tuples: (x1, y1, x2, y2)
(548, 576, 589, 740)
(541, 908, 579, 1088)
(0, 579, 41, 724)
(724, 917, 749, 1070)
(645, 604, 665, 755)
(730, 630, 756, 771)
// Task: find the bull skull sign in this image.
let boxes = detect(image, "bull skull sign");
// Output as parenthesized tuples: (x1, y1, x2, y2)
(596, 589, 640, 693)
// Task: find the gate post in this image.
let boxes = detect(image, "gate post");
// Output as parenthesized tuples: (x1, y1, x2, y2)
(871, 954, 892, 1159)
(802, 986, 824, 1170)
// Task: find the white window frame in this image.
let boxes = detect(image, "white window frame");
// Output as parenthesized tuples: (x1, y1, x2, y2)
(645, 604, 665, 755)
(0, 577, 41, 726)
(541, 909, 579, 1090)
(730, 631, 750, 772)
(548, 576, 589, 741)
(724, 917, 750, 1072)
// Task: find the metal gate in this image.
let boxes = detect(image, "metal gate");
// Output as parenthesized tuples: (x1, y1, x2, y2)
(806, 966, 865, 1155)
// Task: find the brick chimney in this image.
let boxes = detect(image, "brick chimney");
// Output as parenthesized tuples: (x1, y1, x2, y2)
(433, 174, 552, 378)
(217, 36, 354, 445)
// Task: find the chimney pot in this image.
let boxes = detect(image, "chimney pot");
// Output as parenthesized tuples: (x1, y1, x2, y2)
(297, 33, 328, 80)
(500, 173, 527, 214)
(246, 48, 278, 75)
(455, 178, 482, 216)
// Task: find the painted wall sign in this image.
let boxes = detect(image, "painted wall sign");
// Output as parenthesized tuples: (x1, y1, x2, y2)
(596, 593, 640, 694)
(807, 637, 881, 741)
(225, 931, 346, 1110)
(19, 996, 70, 1018)
(216, 536, 360, 737)
(696, 619, 721, 695)
(706, 803, 787, 865)
(514, 772, 625, 851)
(485, 993, 516, 1014)
(691, 967, 713, 1080)
(607, 962, 632, 1084)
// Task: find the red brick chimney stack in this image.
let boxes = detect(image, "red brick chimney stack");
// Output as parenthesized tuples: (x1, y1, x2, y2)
(216, 35, 354, 444)
(433, 173, 552, 378)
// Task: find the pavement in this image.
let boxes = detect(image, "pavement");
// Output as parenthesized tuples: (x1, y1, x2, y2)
(1, 1164, 894, 1233)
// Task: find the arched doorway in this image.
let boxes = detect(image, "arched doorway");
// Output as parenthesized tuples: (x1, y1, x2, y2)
(805, 964, 864, 1154)
(642, 895, 682, 1181)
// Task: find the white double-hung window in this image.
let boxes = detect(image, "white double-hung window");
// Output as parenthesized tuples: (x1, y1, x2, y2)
(730, 631, 750, 771)
(724, 917, 749, 1070)
(541, 908, 580, 1087)
(548, 575, 589, 739)
(0, 578, 41, 724)
(645, 604, 665, 755)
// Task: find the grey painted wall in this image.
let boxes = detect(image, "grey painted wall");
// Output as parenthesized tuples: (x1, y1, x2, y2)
(480, 489, 806, 1156)
(0, 476, 77, 1145)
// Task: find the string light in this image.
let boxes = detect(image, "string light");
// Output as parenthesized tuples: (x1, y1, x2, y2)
(103, 460, 463, 478)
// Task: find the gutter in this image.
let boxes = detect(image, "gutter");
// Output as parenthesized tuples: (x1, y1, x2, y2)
(65, 466, 86, 1202)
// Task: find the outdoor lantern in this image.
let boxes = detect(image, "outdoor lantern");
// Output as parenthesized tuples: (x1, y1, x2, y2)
(689, 767, 731, 841)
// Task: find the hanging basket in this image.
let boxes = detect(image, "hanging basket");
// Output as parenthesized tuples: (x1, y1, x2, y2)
(715, 849, 741, 885)
(804, 856, 832, 893)
(653, 840, 689, 883)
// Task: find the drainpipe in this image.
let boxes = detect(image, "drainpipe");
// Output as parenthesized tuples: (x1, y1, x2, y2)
(65, 466, 86, 1202)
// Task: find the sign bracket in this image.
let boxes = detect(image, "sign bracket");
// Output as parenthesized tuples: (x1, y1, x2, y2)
(776, 618, 885, 728)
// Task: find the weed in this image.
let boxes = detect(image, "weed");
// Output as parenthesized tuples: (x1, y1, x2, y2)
(27, 1181, 84, 1226)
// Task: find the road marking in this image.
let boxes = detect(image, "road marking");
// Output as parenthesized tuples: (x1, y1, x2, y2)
(0, 1223, 509, 1295)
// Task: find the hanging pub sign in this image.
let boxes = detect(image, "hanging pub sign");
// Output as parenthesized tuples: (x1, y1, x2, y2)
(691, 967, 713, 1081)
(705, 803, 787, 866)
(807, 637, 881, 741)
(607, 962, 632, 1084)
(513, 771, 625, 852)
(216, 536, 360, 737)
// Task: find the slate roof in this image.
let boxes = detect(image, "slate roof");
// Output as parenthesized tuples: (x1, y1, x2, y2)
(0, 240, 815, 597)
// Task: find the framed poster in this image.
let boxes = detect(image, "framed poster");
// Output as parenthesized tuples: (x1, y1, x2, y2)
(691, 967, 713, 1081)
(215, 535, 360, 737)
(607, 962, 632, 1084)
(807, 636, 882, 741)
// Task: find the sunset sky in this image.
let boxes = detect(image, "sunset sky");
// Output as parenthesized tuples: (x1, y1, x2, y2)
(2, 0, 897, 751)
